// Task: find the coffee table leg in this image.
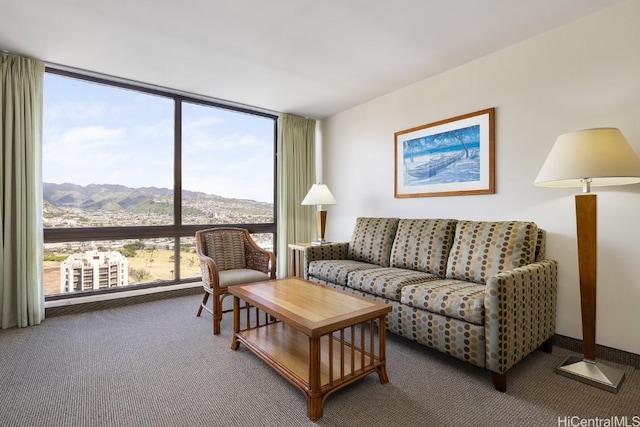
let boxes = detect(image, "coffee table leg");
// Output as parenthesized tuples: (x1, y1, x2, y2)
(307, 336, 323, 420)
(231, 296, 240, 351)
(377, 316, 389, 384)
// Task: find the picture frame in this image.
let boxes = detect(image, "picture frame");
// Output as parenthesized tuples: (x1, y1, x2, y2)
(394, 108, 495, 198)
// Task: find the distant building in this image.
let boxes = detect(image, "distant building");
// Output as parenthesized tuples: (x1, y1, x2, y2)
(60, 250, 128, 293)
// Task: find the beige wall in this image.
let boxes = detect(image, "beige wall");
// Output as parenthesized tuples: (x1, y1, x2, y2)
(321, 0, 640, 354)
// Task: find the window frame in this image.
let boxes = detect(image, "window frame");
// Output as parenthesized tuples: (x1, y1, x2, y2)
(43, 67, 278, 301)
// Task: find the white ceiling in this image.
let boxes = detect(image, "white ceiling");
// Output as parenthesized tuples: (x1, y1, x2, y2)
(0, 0, 624, 118)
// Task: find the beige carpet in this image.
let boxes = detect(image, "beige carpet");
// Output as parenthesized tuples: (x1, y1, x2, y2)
(0, 294, 637, 426)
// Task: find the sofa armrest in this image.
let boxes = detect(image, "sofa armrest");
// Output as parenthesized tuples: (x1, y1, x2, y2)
(302, 243, 350, 279)
(484, 259, 558, 374)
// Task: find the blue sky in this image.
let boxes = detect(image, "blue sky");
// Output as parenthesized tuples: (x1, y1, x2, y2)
(43, 73, 275, 203)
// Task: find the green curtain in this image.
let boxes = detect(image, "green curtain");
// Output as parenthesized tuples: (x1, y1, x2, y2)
(0, 53, 45, 328)
(276, 114, 316, 278)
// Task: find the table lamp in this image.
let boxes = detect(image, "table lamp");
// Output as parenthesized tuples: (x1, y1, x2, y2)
(301, 184, 336, 245)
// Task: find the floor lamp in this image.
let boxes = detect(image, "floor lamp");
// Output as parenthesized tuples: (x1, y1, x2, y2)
(301, 183, 336, 245)
(534, 128, 640, 393)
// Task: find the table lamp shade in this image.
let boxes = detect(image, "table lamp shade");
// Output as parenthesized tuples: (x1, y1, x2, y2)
(301, 184, 336, 206)
(535, 128, 640, 188)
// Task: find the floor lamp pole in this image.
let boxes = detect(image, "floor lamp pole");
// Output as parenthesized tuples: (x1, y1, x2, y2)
(576, 193, 597, 361)
(555, 192, 625, 393)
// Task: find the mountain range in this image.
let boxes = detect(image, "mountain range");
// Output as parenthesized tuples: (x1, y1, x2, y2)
(43, 182, 272, 219)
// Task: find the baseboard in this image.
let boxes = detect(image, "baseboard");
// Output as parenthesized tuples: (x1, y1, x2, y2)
(45, 286, 202, 318)
(553, 334, 639, 369)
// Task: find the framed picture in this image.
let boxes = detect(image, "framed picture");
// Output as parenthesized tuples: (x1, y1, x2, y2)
(394, 108, 495, 198)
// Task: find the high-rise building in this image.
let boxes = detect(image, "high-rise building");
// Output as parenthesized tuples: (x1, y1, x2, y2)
(60, 250, 128, 293)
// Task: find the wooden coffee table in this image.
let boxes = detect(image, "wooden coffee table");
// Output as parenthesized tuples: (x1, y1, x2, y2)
(229, 277, 391, 420)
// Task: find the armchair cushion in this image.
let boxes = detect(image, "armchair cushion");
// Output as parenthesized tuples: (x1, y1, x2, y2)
(218, 269, 271, 288)
(204, 231, 246, 270)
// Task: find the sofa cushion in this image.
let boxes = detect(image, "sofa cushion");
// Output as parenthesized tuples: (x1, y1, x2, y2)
(390, 218, 458, 277)
(348, 268, 439, 302)
(445, 221, 538, 285)
(308, 260, 382, 286)
(401, 279, 486, 325)
(348, 217, 399, 267)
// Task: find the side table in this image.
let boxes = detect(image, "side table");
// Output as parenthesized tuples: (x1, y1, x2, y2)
(288, 243, 311, 277)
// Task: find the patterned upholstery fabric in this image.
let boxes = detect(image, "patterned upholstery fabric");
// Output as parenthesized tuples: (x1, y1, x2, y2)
(445, 221, 538, 285)
(347, 267, 439, 301)
(395, 303, 486, 368)
(308, 260, 382, 286)
(534, 228, 546, 261)
(204, 230, 246, 270)
(303, 216, 557, 381)
(401, 279, 486, 325)
(303, 243, 349, 280)
(390, 218, 458, 277)
(339, 288, 403, 335)
(347, 217, 399, 267)
(307, 276, 345, 291)
(348, 286, 486, 368)
(484, 259, 558, 374)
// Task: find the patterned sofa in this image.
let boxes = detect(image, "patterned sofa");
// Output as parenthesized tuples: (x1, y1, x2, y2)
(303, 217, 557, 392)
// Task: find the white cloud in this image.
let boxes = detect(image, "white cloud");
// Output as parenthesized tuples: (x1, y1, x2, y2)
(46, 125, 125, 151)
(131, 119, 174, 141)
(184, 144, 273, 201)
(42, 79, 274, 199)
(44, 126, 129, 185)
(44, 101, 106, 121)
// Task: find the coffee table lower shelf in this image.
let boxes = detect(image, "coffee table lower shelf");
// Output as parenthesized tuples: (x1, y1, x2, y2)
(233, 321, 388, 420)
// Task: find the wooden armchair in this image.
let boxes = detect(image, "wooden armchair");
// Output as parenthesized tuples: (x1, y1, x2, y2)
(195, 227, 276, 334)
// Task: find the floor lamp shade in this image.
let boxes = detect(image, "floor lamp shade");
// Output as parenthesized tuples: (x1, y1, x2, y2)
(535, 128, 640, 189)
(534, 128, 640, 393)
(301, 184, 336, 245)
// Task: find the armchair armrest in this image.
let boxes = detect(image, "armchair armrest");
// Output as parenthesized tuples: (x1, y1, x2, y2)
(302, 243, 349, 279)
(196, 253, 220, 289)
(484, 259, 558, 374)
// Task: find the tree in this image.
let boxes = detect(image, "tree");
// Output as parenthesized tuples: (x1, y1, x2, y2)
(130, 268, 149, 282)
(120, 244, 138, 258)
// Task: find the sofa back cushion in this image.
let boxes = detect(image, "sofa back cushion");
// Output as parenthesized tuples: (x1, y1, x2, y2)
(348, 217, 400, 267)
(445, 220, 538, 284)
(390, 218, 458, 277)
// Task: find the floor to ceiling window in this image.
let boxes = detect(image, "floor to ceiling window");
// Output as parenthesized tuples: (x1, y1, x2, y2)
(43, 69, 277, 299)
